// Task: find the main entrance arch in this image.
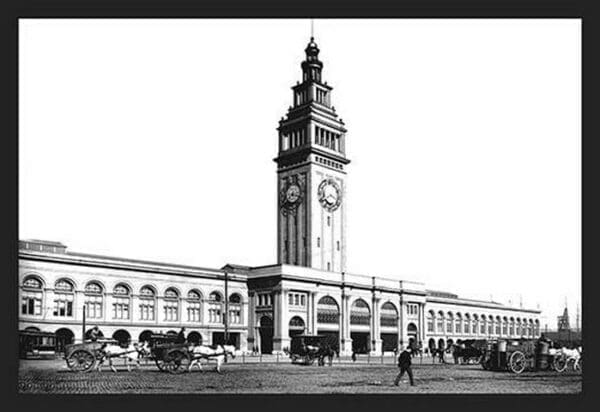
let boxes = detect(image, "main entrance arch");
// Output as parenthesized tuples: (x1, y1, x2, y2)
(407, 323, 418, 350)
(259, 315, 274, 354)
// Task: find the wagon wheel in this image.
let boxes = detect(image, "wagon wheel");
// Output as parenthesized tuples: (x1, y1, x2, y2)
(553, 355, 568, 373)
(66, 349, 96, 372)
(508, 351, 526, 374)
(155, 357, 167, 372)
(164, 349, 190, 374)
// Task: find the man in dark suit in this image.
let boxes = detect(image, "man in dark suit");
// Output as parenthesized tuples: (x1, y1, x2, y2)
(394, 346, 415, 386)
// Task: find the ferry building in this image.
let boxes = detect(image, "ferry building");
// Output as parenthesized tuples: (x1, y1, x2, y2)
(18, 37, 541, 355)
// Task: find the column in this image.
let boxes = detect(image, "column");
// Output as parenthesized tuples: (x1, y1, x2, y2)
(371, 295, 381, 354)
(398, 296, 406, 349)
(341, 293, 352, 354)
(246, 292, 255, 352)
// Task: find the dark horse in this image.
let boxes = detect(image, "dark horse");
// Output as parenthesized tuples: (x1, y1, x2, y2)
(317, 344, 335, 366)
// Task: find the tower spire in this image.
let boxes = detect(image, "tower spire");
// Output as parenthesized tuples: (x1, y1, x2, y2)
(311, 18, 314, 39)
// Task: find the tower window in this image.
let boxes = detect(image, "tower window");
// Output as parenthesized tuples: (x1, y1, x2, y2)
(336, 241, 340, 251)
(327, 262, 331, 271)
(327, 216, 331, 226)
(317, 237, 320, 247)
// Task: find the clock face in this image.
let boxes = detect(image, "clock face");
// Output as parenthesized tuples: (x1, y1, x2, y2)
(286, 184, 301, 203)
(318, 179, 342, 211)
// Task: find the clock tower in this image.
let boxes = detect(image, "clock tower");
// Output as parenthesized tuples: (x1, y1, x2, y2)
(275, 37, 350, 272)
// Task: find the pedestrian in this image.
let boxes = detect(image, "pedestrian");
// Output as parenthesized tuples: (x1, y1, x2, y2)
(394, 345, 415, 387)
(351, 350, 357, 362)
(175, 327, 186, 344)
(88, 326, 100, 342)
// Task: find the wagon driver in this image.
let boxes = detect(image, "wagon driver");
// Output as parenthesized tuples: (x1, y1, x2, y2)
(89, 325, 100, 342)
(176, 327, 187, 344)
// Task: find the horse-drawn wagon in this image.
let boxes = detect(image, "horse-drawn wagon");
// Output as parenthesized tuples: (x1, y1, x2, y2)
(480, 338, 569, 374)
(144, 333, 191, 374)
(288, 334, 326, 365)
(64, 338, 118, 372)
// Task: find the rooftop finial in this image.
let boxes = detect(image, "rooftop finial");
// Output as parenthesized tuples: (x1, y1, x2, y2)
(311, 18, 314, 40)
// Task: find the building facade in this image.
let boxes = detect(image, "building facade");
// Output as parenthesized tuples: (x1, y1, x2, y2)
(18, 37, 540, 355)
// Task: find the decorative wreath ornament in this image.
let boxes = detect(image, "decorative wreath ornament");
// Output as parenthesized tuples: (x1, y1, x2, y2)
(318, 178, 342, 212)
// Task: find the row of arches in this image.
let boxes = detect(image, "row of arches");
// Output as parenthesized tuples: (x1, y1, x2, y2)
(21, 275, 243, 325)
(427, 310, 540, 338)
(315, 295, 400, 327)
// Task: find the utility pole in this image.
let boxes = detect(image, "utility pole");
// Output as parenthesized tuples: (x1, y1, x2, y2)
(82, 305, 86, 343)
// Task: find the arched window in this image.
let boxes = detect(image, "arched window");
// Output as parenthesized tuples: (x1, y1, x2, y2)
(163, 287, 179, 322)
(455, 313, 462, 334)
(112, 283, 130, 320)
(437, 311, 445, 333)
(186, 290, 201, 322)
(446, 312, 454, 334)
(427, 310, 435, 333)
(480, 315, 486, 335)
(208, 291, 223, 323)
(495, 316, 501, 335)
(516, 318, 522, 336)
(139, 286, 156, 321)
(380, 302, 398, 327)
(54, 279, 74, 317)
(350, 299, 370, 325)
(464, 314, 471, 334)
(502, 317, 508, 335)
(21, 276, 43, 316)
(509, 317, 515, 336)
(488, 316, 494, 335)
(228, 293, 242, 324)
(534, 320, 540, 337)
(317, 296, 340, 324)
(84, 281, 103, 319)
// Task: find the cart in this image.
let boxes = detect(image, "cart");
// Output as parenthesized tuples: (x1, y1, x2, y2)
(289, 334, 325, 365)
(145, 333, 191, 374)
(63, 338, 117, 372)
(480, 338, 568, 374)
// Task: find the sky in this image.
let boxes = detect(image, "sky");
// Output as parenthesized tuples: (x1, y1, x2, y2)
(19, 19, 581, 329)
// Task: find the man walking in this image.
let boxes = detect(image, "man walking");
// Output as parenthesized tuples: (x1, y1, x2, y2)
(394, 346, 415, 387)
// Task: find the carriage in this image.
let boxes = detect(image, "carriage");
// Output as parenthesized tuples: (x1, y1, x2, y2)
(289, 334, 326, 365)
(453, 339, 487, 364)
(144, 333, 191, 374)
(64, 338, 118, 372)
(480, 338, 568, 374)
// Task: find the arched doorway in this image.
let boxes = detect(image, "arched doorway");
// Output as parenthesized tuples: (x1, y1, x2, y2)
(85, 328, 105, 341)
(113, 329, 131, 346)
(447, 338, 454, 349)
(138, 330, 153, 343)
(437, 338, 445, 350)
(55, 328, 74, 353)
(380, 302, 399, 352)
(428, 338, 436, 354)
(407, 322, 418, 350)
(316, 296, 340, 353)
(350, 298, 371, 354)
(187, 331, 202, 345)
(259, 316, 274, 354)
(288, 316, 306, 337)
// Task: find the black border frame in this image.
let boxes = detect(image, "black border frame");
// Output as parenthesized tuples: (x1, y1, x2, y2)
(4, 1, 592, 412)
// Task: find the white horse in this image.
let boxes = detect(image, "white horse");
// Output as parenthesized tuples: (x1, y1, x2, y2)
(97, 341, 150, 372)
(188, 344, 236, 373)
(561, 346, 582, 370)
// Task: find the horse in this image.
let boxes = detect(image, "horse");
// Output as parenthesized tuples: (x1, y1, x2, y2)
(97, 341, 150, 372)
(560, 346, 582, 371)
(188, 344, 236, 373)
(317, 344, 335, 367)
